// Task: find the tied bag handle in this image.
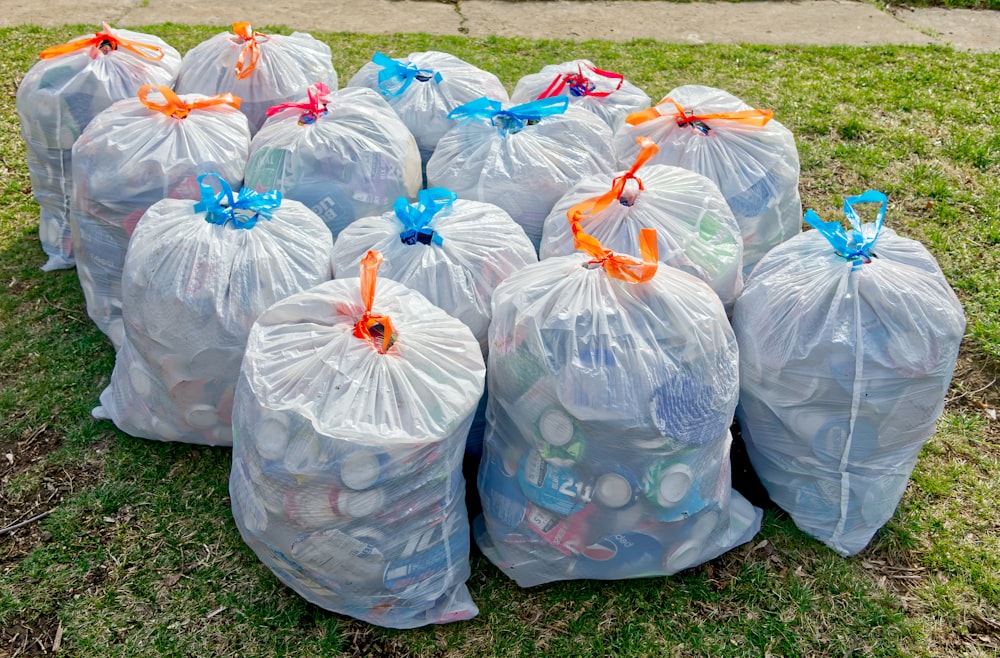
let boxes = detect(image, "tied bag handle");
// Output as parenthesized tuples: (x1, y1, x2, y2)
(537, 62, 624, 100)
(138, 85, 241, 119)
(804, 190, 887, 270)
(395, 188, 457, 246)
(572, 220, 659, 284)
(353, 250, 397, 354)
(567, 137, 659, 224)
(626, 97, 773, 132)
(39, 22, 165, 60)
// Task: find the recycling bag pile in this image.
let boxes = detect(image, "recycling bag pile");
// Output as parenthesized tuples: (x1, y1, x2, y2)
(17, 23, 965, 629)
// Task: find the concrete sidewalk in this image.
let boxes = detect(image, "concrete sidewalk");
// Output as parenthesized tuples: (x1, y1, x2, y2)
(1, 0, 998, 52)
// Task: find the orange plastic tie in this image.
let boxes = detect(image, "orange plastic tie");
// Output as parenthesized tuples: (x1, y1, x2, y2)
(567, 136, 659, 225)
(138, 84, 241, 119)
(233, 22, 265, 80)
(39, 23, 165, 61)
(353, 250, 397, 353)
(626, 97, 773, 127)
(572, 222, 658, 283)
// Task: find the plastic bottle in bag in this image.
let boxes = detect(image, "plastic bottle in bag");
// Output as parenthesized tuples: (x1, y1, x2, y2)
(733, 191, 965, 556)
(16, 24, 182, 271)
(230, 250, 484, 627)
(93, 175, 335, 446)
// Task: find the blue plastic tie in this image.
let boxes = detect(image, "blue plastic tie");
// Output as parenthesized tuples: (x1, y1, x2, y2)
(394, 187, 457, 246)
(804, 189, 886, 270)
(373, 52, 442, 98)
(194, 173, 282, 230)
(447, 96, 569, 134)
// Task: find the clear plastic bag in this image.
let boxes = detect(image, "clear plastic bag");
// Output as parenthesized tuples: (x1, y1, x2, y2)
(244, 83, 421, 242)
(476, 226, 761, 588)
(93, 175, 334, 446)
(70, 85, 250, 350)
(733, 191, 965, 556)
(174, 22, 338, 135)
(230, 251, 484, 628)
(426, 96, 615, 251)
(614, 85, 801, 275)
(510, 59, 650, 132)
(332, 188, 538, 456)
(15, 24, 181, 271)
(347, 51, 509, 165)
(540, 137, 744, 312)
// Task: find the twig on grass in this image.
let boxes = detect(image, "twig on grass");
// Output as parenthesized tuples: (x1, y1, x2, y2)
(0, 509, 54, 536)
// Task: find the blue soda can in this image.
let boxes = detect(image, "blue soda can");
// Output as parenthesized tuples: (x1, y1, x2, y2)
(383, 519, 470, 597)
(568, 531, 664, 579)
(517, 449, 593, 516)
(478, 448, 529, 531)
(642, 456, 707, 522)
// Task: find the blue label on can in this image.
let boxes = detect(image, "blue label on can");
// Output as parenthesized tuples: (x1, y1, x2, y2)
(383, 521, 470, 594)
(517, 450, 592, 516)
(480, 451, 528, 530)
(570, 532, 663, 579)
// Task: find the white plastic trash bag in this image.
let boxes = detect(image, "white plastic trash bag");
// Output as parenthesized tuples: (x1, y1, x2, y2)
(733, 191, 965, 556)
(93, 175, 334, 446)
(244, 83, 421, 241)
(426, 96, 615, 251)
(476, 225, 761, 588)
(332, 188, 538, 456)
(71, 85, 250, 350)
(175, 22, 338, 134)
(347, 51, 509, 164)
(510, 59, 650, 132)
(15, 24, 181, 271)
(614, 85, 801, 275)
(332, 188, 537, 355)
(540, 137, 744, 311)
(230, 251, 485, 628)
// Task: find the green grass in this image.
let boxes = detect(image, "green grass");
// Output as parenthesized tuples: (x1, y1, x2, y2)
(2, 24, 999, 658)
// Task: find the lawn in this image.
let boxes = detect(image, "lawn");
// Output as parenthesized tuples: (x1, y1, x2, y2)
(1, 24, 998, 658)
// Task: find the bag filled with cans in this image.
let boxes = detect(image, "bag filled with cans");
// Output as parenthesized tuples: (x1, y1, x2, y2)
(175, 22, 338, 134)
(16, 24, 181, 271)
(244, 83, 421, 241)
(540, 137, 744, 312)
(426, 96, 615, 251)
(332, 188, 538, 455)
(510, 59, 650, 132)
(475, 224, 761, 588)
(93, 175, 334, 446)
(347, 51, 509, 166)
(229, 251, 485, 628)
(70, 85, 250, 350)
(733, 191, 965, 556)
(614, 84, 801, 275)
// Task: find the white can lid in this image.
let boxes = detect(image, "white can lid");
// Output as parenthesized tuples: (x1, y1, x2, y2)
(185, 404, 219, 430)
(595, 472, 633, 508)
(340, 451, 384, 490)
(538, 408, 574, 446)
(664, 539, 702, 572)
(338, 488, 384, 517)
(255, 412, 290, 460)
(657, 463, 693, 506)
